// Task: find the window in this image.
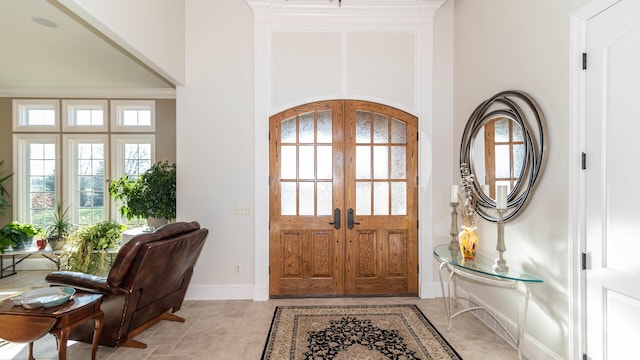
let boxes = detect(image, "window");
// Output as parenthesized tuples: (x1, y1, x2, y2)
(111, 135, 156, 225)
(62, 100, 108, 132)
(12, 99, 156, 227)
(110, 100, 155, 132)
(64, 135, 108, 226)
(483, 118, 524, 197)
(12, 99, 59, 132)
(13, 134, 59, 227)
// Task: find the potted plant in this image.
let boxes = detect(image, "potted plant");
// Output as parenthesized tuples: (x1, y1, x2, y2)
(64, 221, 124, 275)
(0, 222, 41, 252)
(45, 202, 74, 251)
(0, 160, 12, 218)
(109, 161, 176, 227)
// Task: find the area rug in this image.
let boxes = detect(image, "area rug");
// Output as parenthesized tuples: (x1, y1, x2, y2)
(261, 304, 462, 360)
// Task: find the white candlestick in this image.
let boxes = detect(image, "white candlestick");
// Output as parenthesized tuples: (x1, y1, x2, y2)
(497, 185, 507, 209)
(451, 185, 459, 204)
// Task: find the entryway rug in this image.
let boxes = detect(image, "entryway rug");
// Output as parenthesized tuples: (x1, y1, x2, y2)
(261, 304, 462, 359)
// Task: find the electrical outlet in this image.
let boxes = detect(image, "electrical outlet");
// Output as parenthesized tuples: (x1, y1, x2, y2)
(234, 206, 252, 215)
(235, 264, 241, 273)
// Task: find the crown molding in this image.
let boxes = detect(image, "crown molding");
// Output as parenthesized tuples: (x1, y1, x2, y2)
(0, 87, 176, 99)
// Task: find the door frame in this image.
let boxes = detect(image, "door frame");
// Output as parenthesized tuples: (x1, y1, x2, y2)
(248, 1, 448, 302)
(569, 1, 622, 358)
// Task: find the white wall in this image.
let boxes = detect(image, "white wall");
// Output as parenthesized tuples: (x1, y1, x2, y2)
(177, 0, 256, 298)
(58, 0, 186, 85)
(453, 0, 589, 358)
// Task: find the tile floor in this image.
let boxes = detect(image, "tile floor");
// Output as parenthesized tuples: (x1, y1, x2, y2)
(0, 271, 520, 360)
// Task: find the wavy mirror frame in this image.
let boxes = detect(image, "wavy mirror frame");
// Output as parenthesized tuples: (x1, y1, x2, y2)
(459, 90, 547, 223)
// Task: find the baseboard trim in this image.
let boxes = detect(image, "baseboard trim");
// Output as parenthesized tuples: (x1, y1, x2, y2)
(185, 284, 254, 300)
(454, 287, 563, 360)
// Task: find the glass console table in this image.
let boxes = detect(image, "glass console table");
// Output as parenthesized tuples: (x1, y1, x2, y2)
(433, 244, 543, 360)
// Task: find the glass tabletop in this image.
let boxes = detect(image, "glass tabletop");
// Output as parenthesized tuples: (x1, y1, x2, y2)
(434, 244, 543, 283)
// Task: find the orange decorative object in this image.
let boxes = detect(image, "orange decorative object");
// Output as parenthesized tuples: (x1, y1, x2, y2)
(458, 226, 478, 260)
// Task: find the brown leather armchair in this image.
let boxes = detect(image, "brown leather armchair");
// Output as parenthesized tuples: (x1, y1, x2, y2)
(45, 221, 208, 348)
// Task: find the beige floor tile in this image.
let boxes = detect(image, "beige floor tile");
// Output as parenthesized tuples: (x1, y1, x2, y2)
(0, 271, 521, 359)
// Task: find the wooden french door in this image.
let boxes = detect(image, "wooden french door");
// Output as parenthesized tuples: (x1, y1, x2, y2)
(269, 100, 418, 297)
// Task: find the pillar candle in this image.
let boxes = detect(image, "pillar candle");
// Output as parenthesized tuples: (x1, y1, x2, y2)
(451, 185, 459, 204)
(497, 185, 507, 209)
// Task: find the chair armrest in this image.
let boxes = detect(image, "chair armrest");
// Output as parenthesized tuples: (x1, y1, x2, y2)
(46, 271, 125, 295)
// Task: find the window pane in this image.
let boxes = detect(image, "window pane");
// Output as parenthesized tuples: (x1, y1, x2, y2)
(317, 146, 332, 180)
(495, 144, 510, 178)
(281, 117, 296, 143)
(281, 182, 296, 215)
(281, 146, 297, 179)
(513, 122, 524, 141)
(391, 118, 406, 144)
(356, 182, 372, 215)
(299, 182, 314, 216)
(77, 143, 105, 226)
(373, 113, 388, 143)
(356, 111, 371, 144)
(317, 182, 332, 216)
(494, 118, 510, 142)
(27, 109, 56, 126)
(514, 144, 525, 177)
(374, 182, 389, 215)
(138, 110, 151, 126)
(299, 112, 315, 143)
(391, 182, 407, 215)
(356, 146, 371, 179)
(317, 111, 332, 143)
(299, 146, 315, 179)
(391, 146, 406, 179)
(27, 142, 56, 226)
(373, 146, 388, 179)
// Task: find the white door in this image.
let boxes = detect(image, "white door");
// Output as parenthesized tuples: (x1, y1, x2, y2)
(585, 1, 640, 359)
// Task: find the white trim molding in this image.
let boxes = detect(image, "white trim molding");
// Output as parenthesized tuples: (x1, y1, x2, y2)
(247, 0, 445, 301)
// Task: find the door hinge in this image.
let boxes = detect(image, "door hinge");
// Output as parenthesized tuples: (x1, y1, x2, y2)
(582, 52, 587, 70)
(417, 220, 419, 229)
(416, 175, 419, 186)
(416, 131, 419, 141)
(581, 252, 591, 270)
(581, 152, 587, 170)
(583, 353, 589, 360)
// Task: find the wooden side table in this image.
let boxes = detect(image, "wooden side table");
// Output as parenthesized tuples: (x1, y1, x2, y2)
(0, 292, 104, 360)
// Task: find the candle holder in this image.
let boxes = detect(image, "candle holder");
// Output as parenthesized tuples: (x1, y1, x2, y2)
(493, 208, 508, 272)
(449, 202, 459, 252)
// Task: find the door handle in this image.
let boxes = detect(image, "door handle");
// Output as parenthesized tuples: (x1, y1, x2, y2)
(347, 208, 360, 229)
(329, 208, 341, 229)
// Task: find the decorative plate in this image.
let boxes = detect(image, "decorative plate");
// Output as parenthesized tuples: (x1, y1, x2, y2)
(11, 287, 75, 309)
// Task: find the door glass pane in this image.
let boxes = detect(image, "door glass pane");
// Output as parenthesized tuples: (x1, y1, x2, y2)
(299, 146, 315, 179)
(356, 110, 371, 144)
(513, 122, 524, 141)
(373, 146, 388, 179)
(317, 146, 332, 180)
(495, 144, 510, 178)
(356, 182, 372, 215)
(356, 146, 371, 179)
(281, 182, 296, 215)
(281, 117, 296, 143)
(317, 111, 332, 143)
(373, 113, 388, 143)
(281, 146, 297, 179)
(317, 182, 332, 216)
(391, 146, 406, 179)
(299, 112, 315, 143)
(374, 182, 389, 215)
(391, 118, 406, 144)
(391, 182, 407, 215)
(514, 144, 525, 177)
(494, 118, 510, 142)
(299, 182, 314, 215)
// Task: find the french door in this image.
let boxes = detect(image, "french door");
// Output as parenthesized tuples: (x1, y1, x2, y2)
(269, 100, 418, 297)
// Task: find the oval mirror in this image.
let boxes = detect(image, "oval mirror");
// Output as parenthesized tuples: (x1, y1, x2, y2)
(460, 90, 547, 222)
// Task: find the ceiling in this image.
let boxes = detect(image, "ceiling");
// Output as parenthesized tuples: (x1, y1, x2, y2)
(0, 0, 174, 91)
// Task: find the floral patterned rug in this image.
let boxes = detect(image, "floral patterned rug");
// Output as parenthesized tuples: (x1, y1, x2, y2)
(261, 304, 462, 359)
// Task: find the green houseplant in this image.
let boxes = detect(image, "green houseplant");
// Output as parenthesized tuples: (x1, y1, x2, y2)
(45, 202, 74, 251)
(0, 160, 13, 218)
(109, 161, 176, 226)
(65, 221, 124, 275)
(0, 222, 41, 252)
